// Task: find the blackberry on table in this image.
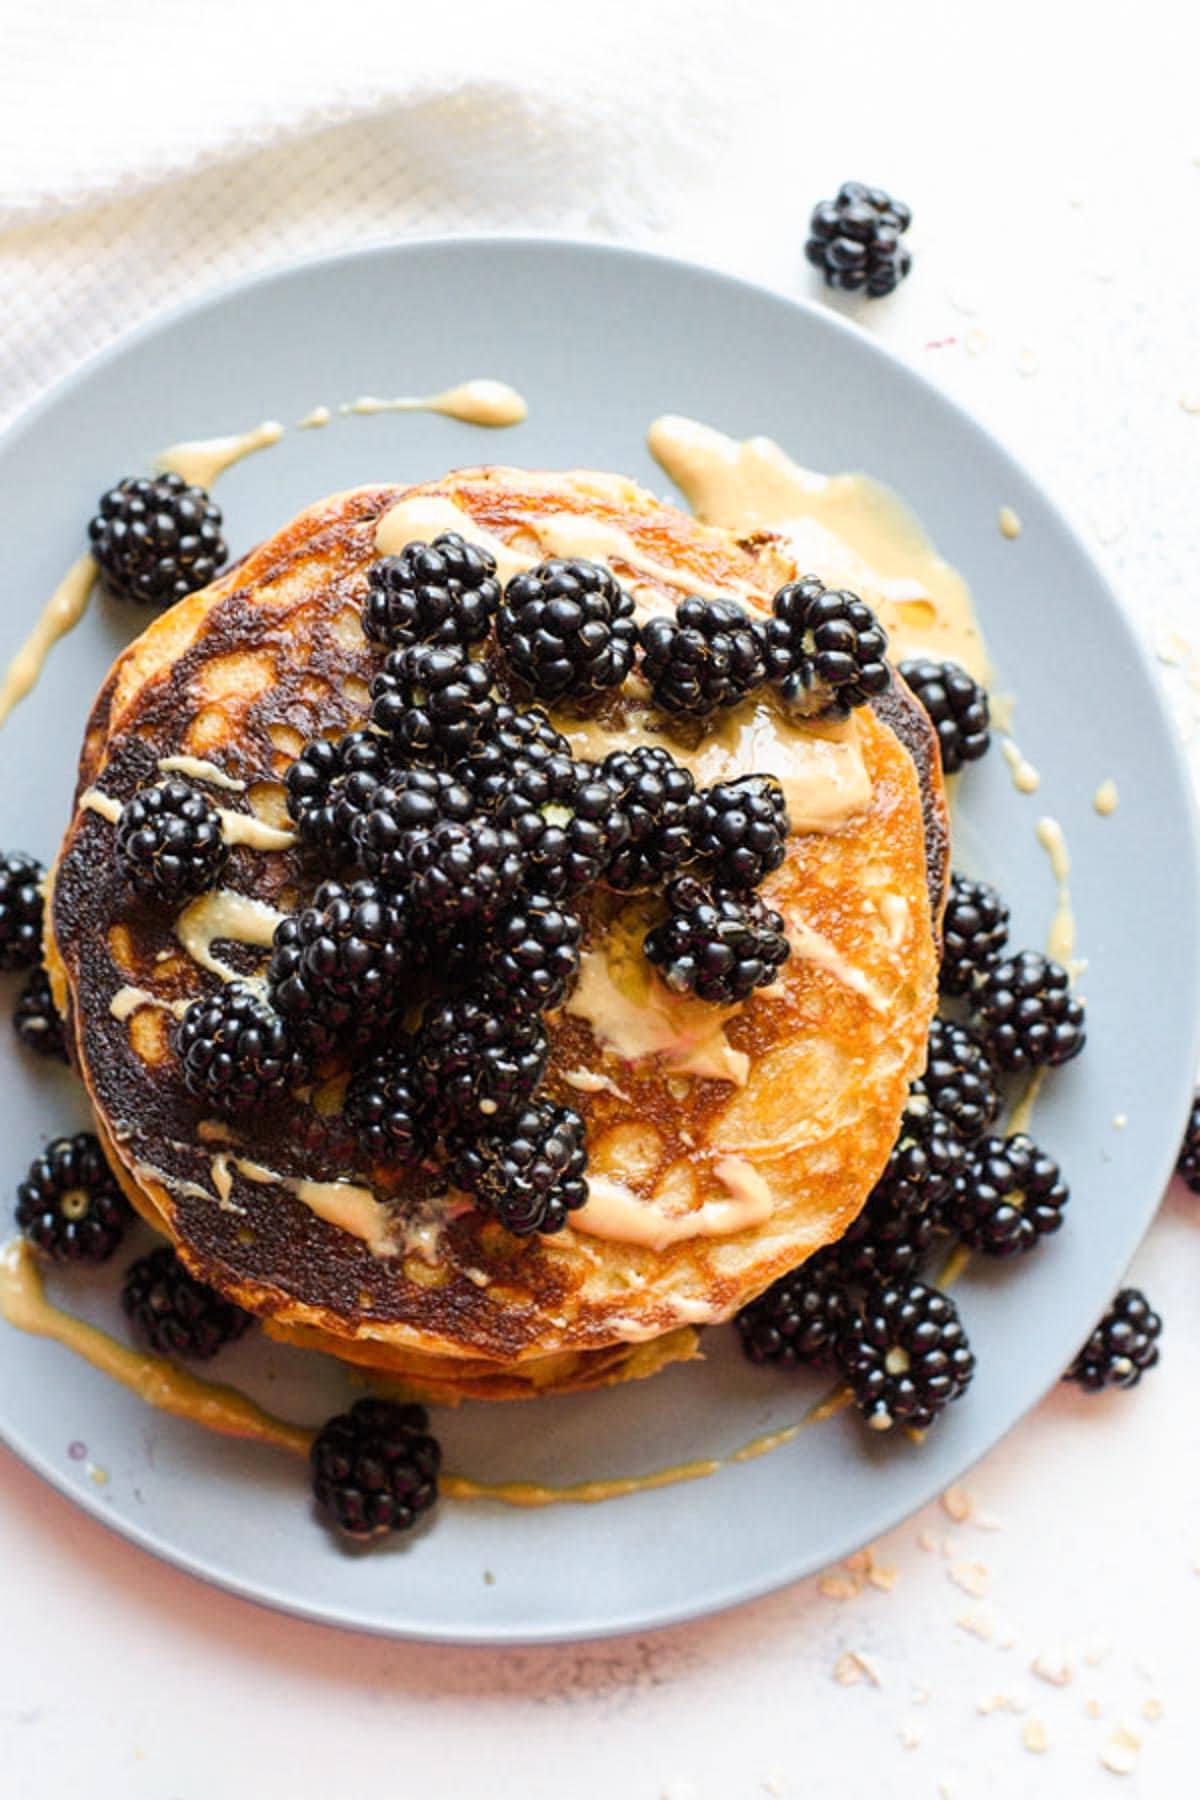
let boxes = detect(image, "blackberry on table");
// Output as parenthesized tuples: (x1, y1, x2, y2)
(837, 1089, 963, 1283)
(944, 1131, 1069, 1256)
(175, 983, 304, 1113)
(735, 1252, 848, 1368)
(837, 1280, 975, 1431)
(362, 533, 500, 650)
(496, 756, 630, 897)
(121, 1245, 252, 1360)
(12, 969, 68, 1063)
(1176, 1095, 1200, 1193)
(640, 596, 767, 716)
(351, 766, 475, 890)
(15, 1132, 131, 1263)
(694, 775, 789, 891)
(972, 949, 1086, 1071)
(311, 1398, 440, 1540)
(765, 577, 890, 717)
(413, 986, 548, 1133)
(344, 1041, 429, 1165)
(644, 876, 790, 1005)
(115, 780, 228, 902)
(483, 892, 582, 1010)
(0, 852, 45, 971)
(497, 558, 638, 701)
(920, 1017, 1000, 1141)
(284, 731, 391, 856)
(450, 1099, 588, 1236)
(404, 818, 527, 929)
(806, 181, 913, 298)
(452, 703, 570, 811)
(88, 472, 227, 608)
(370, 643, 497, 762)
(267, 879, 410, 1052)
(940, 872, 1010, 995)
(1065, 1288, 1162, 1392)
(600, 745, 705, 892)
(899, 658, 991, 774)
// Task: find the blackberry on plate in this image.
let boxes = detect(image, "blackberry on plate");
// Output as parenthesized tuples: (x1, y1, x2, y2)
(452, 703, 570, 811)
(497, 558, 638, 701)
(311, 1398, 440, 1540)
(267, 879, 410, 1051)
(765, 577, 890, 717)
(899, 658, 991, 774)
(362, 533, 500, 650)
(838, 1279, 975, 1431)
(644, 876, 790, 1006)
(944, 1131, 1069, 1256)
(13, 969, 68, 1062)
(735, 1252, 848, 1368)
(370, 642, 496, 762)
(640, 596, 767, 716)
(694, 775, 789, 891)
(1176, 1094, 1200, 1193)
(920, 1017, 1000, 1141)
(1065, 1288, 1162, 1392)
(940, 872, 1010, 995)
(121, 1245, 252, 1360)
(88, 473, 227, 608)
(972, 949, 1085, 1071)
(837, 1088, 963, 1283)
(284, 731, 391, 855)
(404, 818, 527, 929)
(806, 181, 913, 298)
(600, 746, 705, 892)
(15, 1132, 130, 1263)
(496, 755, 630, 897)
(115, 779, 228, 902)
(351, 766, 475, 889)
(483, 892, 582, 1010)
(0, 852, 44, 971)
(450, 1099, 588, 1236)
(344, 1041, 429, 1165)
(175, 983, 304, 1112)
(414, 986, 548, 1133)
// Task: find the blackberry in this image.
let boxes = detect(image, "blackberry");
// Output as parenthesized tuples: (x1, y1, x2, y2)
(483, 892, 582, 1010)
(452, 703, 570, 811)
(644, 876, 790, 1005)
(1065, 1288, 1162, 1392)
(115, 780, 227, 902)
(451, 1099, 588, 1235)
(351, 766, 475, 890)
(940, 872, 1010, 995)
(640, 597, 767, 716)
(899, 659, 991, 774)
(837, 1089, 963, 1283)
(944, 1132, 1068, 1256)
(404, 818, 527, 929)
(370, 643, 496, 762)
(600, 746, 705, 892)
(363, 533, 500, 650)
(838, 1280, 974, 1431)
(12, 969, 68, 1063)
(344, 1041, 429, 1165)
(414, 986, 548, 1133)
(311, 1398, 440, 1540)
(496, 755, 630, 897)
(920, 1018, 1000, 1141)
(284, 732, 391, 855)
(497, 559, 638, 700)
(1178, 1095, 1200, 1193)
(806, 181, 913, 298)
(972, 950, 1086, 1072)
(175, 983, 304, 1112)
(121, 1245, 252, 1360)
(89, 473, 227, 608)
(267, 880, 410, 1052)
(765, 578, 890, 717)
(694, 775, 789, 891)
(0, 852, 44, 971)
(15, 1132, 130, 1264)
(735, 1253, 848, 1368)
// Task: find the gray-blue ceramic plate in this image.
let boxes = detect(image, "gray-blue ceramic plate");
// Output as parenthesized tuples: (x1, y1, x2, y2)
(1, 238, 1195, 1644)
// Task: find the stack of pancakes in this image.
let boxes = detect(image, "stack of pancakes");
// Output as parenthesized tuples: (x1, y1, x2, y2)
(46, 468, 948, 1401)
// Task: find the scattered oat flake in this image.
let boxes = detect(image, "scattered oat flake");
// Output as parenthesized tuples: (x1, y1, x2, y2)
(1142, 1698, 1164, 1723)
(973, 1510, 1004, 1533)
(1179, 391, 1200, 414)
(1100, 1724, 1142, 1775)
(1086, 1698, 1104, 1719)
(941, 1485, 973, 1523)
(998, 506, 1022, 541)
(844, 1549, 873, 1574)
(918, 1529, 940, 1554)
(949, 1561, 991, 1598)
(834, 1650, 882, 1687)
(956, 1608, 995, 1641)
(1155, 631, 1192, 667)
(819, 1575, 859, 1601)
(899, 1723, 922, 1750)
(1023, 1718, 1049, 1754)
(868, 1563, 898, 1593)
(1031, 1648, 1073, 1687)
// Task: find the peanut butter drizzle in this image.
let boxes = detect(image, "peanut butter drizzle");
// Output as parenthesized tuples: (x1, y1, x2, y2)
(342, 379, 527, 429)
(156, 419, 284, 490)
(0, 555, 97, 732)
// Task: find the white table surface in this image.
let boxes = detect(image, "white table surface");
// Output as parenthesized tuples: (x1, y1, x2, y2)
(3, 10, 1199, 1796)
